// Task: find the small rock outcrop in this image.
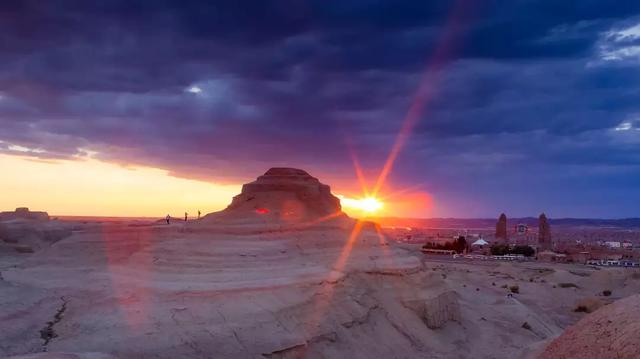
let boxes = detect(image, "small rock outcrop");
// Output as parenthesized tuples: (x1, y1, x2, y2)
(422, 291, 461, 329)
(0, 208, 69, 254)
(201, 168, 347, 225)
(0, 208, 49, 222)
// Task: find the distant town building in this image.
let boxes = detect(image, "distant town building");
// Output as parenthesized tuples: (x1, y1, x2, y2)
(496, 213, 508, 241)
(515, 223, 528, 235)
(538, 213, 552, 251)
(471, 239, 489, 247)
(605, 241, 622, 248)
(469, 238, 490, 255)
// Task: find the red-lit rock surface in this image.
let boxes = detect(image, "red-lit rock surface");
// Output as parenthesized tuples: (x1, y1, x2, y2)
(539, 294, 640, 359)
(200, 168, 348, 227)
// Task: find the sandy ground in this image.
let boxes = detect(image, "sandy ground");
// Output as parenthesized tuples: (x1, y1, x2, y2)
(2, 220, 640, 358)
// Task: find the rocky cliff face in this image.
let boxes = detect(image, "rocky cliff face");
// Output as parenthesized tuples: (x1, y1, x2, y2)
(403, 290, 462, 330)
(422, 291, 462, 329)
(201, 168, 346, 226)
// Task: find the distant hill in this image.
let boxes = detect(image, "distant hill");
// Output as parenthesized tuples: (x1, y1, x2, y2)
(369, 217, 640, 229)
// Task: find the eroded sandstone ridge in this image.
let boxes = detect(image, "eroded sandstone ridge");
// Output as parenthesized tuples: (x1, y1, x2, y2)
(422, 291, 462, 329)
(201, 168, 347, 226)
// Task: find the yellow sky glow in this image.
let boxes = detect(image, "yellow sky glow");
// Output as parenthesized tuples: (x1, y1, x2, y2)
(0, 154, 241, 218)
(0, 154, 384, 218)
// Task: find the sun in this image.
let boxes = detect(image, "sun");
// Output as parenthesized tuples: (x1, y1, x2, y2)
(338, 195, 384, 216)
(360, 197, 383, 213)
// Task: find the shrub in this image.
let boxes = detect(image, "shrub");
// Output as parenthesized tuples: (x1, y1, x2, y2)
(602, 290, 612, 296)
(512, 245, 535, 257)
(574, 305, 588, 313)
(559, 283, 579, 289)
(509, 285, 519, 294)
(490, 244, 535, 257)
(573, 298, 604, 313)
(490, 244, 510, 256)
(422, 237, 467, 254)
(521, 322, 532, 330)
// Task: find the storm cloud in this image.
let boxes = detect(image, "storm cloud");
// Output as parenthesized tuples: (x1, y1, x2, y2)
(1, 0, 640, 217)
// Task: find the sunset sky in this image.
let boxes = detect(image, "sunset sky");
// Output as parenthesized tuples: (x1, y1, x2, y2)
(1, 1, 640, 218)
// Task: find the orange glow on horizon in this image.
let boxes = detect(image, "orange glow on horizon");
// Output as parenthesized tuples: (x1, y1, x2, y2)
(0, 153, 430, 219)
(0, 154, 240, 218)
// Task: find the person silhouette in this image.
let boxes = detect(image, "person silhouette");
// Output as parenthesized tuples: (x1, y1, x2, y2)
(184, 212, 188, 222)
(198, 210, 201, 219)
(166, 214, 170, 225)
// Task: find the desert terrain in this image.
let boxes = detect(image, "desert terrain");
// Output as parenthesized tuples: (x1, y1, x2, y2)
(2, 169, 639, 359)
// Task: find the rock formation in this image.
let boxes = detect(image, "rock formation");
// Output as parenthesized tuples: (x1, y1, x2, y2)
(0, 208, 49, 222)
(540, 294, 640, 359)
(538, 213, 552, 251)
(422, 291, 461, 329)
(0, 209, 70, 254)
(200, 168, 348, 226)
(495, 213, 508, 241)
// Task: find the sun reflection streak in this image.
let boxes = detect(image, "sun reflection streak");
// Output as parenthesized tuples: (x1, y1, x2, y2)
(333, 220, 366, 274)
(377, 182, 430, 202)
(303, 1, 476, 346)
(349, 150, 370, 197)
(371, 1, 473, 198)
(293, 211, 345, 229)
(374, 225, 394, 266)
(305, 219, 366, 340)
(100, 225, 155, 332)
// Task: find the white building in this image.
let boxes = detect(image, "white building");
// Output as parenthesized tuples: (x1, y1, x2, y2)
(471, 239, 489, 247)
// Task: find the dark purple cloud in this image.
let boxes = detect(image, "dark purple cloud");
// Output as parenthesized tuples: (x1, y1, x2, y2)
(1, 0, 640, 217)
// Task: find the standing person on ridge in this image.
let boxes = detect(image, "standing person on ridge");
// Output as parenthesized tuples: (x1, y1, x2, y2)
(198, 210, 201, 219)
(184, 212, 188, 222)
(165, 214, 170, 225)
